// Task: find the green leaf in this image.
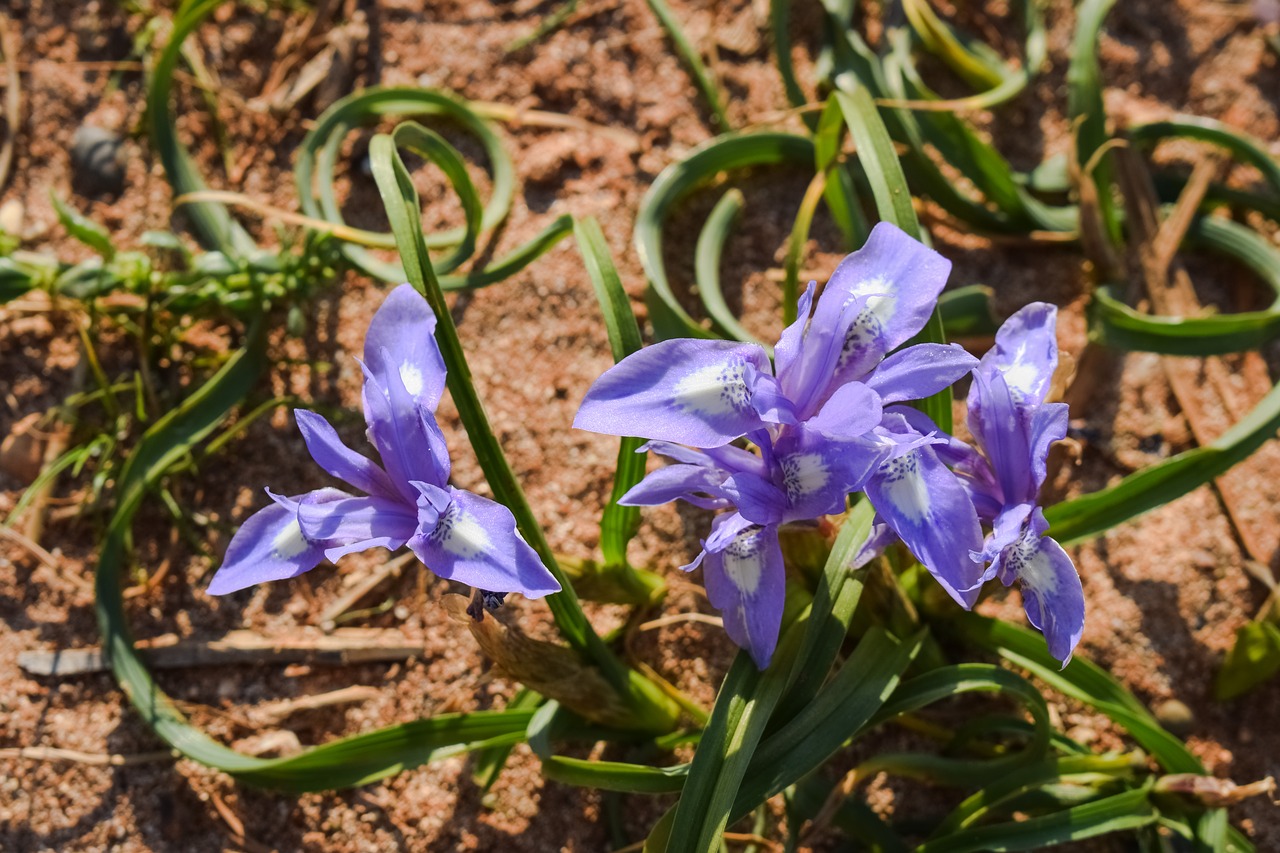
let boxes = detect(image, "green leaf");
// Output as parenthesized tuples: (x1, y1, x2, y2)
(1215, 620, 1280, 701)
(51, 194, 116, 259)
(1043, 362, 1280, 545)
(149, 0, 254, 254)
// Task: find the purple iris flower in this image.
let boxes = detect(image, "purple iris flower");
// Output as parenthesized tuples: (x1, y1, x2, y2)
(207, 285, 561, 602)
(574, 223, 979, 666)
(955, 303, 1083, 664)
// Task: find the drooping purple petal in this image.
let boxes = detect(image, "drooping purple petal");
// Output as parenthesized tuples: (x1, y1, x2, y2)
(773, 427, 888, 520)
(976, 302, 1059, 409)
(574, 339, 773, 447)
(361, 355, 451, 500)
(804, 381, 883, 440)
(294, 409, 397, 499)
(292, 488, 418, 562)
(408, 486, 561, 598)
(700, 515, 786, 668)
(1000, 511, 1084, 666)
(364, 284, 447, 409)
(864, 445, 985, 608)
(851, 517, 896, 569)
(865, 343, 978, 405)
(207, 493, 330, 594)
(812, 222, 952, 388)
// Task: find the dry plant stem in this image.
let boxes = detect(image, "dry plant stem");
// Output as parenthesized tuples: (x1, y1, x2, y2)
(0, 525, 59, 570)
(249, 685, 380, 726)
(22, 344, 83, 546)
(1116, 146, 1280, 569)
(442, 594, 641, 729)
(800, 763, 872, 846)
(0, 746, 174, 766)
(19, 628, 422, 676)
(0, 12, 20, 193)
(318, 551, 415, 629)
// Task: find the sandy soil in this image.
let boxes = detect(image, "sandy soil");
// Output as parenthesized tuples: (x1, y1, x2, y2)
(1, 0, 1278, 850)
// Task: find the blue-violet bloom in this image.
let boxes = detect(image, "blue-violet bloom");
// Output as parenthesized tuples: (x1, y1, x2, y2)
(574, 223, 980, 666)
(207, 285, 561, 601)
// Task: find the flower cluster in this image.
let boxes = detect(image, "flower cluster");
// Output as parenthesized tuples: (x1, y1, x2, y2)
(207, 285, 561, 603)
(575, 223, 1083, 668)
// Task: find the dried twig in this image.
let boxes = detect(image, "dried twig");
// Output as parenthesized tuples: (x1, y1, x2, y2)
(0, 12, 20, 193)
(20, 628, 422, 676)
(319, 552, 415, 630)
(249, 685, 381, 726)
(0, 746, 173, 766)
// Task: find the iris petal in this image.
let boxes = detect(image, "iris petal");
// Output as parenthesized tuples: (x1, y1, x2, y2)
(575, 339, 773, 447)
(363, 284, 447, 409)
(207, 494, 330, 594)
(865, 445, 985, 608)
(701, 516, 786, 668)
(294, 409, 397, 499)
(409, 487, 561, 598)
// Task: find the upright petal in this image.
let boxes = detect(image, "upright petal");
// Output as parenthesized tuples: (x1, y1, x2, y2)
(805, 381, 883, 440)
(294, 409, 397, 499)
(408, 487, 561, 598)
(701, 516, 786, 668)
(865, 343, 978, 405)
(816, 222, 952, 387)
(364, 284, 447, 409)
(976, 302, 1059, 409)
(574, 339, 773, 447)
(207, 492, 330, 594)
(864, 445, 985, 608)
(361, 354, 452, 499)
(293, 488, 418, 562)
(967, 369, 1033, 507)
(1028, 402, 1069, 495)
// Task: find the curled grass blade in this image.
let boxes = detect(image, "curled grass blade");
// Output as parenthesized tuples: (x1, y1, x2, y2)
(148, 0, 254, 255)
(635, 131, 815, 340)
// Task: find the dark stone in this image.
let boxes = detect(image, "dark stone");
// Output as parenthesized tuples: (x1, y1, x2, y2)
(70, 125, 126, 196)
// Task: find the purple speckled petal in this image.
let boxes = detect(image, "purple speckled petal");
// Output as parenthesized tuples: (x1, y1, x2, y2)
(701, 516, 786, 668)
(864, 445, 985, 608)
(409, 486, 561, 598)
(968, 369, 1034, 507)
(294, 409, 397, 499)
(1007, 510, 1084, 666)
(813, 222, 952, 388)
(865, 343, 977, 405)
(773, 426, 888, 520)
(364, 284, 447, 410)
(575, 339, 772, 447)
(207, 492, 330, 594)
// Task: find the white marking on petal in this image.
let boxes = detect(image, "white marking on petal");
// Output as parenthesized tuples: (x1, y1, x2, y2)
(781, 452, 830, 505)
(722, 526, 766, 595)
(429, 502, 492, 558)
(272, 519, 310, 559)
(837, 279, 894, 372)
(878, 451, 930, 522)
(674, 359, 750, 417)
(1000, 359, 1039, 402)
(400, 361, 424, 397)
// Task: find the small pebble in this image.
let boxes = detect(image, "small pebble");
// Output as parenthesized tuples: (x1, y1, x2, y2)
(70, 125, 126, 196)
(1154, 698, 1195, 735)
